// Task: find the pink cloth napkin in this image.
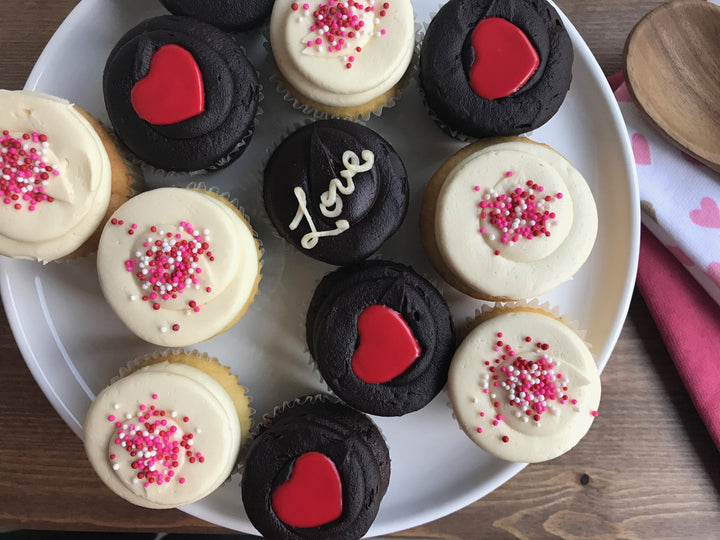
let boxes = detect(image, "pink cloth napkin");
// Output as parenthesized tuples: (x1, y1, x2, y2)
(608, 71, 720, 450)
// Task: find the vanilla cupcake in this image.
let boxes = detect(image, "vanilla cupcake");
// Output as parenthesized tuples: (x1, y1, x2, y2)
(96, 187, 261, 347)
(448, 307, 601, 463)
(84, 351, 251, 508)
(0, 90, 138, 262)
(269, 0, 415, 119)
(420, 137, 598, 300)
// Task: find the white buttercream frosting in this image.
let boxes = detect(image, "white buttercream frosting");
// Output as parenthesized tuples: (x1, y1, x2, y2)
(96, 188, 259, 347)
(448, 310, 601, 463)
(0, 90, 112, 262)
(435, 140, 598, 299)
(83, 362, 241, 508)
(270, 0, 415, 107)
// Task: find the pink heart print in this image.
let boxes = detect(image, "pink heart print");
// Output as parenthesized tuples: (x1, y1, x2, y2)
(615, 82, 632, 102)
(689, 197, 720, 228)
(706, 262, 720, 288)
(632, 133, 651, 165)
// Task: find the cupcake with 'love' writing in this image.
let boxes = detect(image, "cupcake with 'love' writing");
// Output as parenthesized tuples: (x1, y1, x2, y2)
(263, 119, 409, 266)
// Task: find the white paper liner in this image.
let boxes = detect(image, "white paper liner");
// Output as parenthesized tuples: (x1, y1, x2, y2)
(465, 300, 591, 351)
(263, 18, 421, 121)
(415, 7, 535, 142)
(115, 348, 255, 478)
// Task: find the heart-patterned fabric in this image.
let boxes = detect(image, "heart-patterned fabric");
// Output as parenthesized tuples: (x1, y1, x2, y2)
(613, 73, 720, 306)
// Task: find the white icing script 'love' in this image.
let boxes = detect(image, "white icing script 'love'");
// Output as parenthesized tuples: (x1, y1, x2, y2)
(289, 149, 375, 249)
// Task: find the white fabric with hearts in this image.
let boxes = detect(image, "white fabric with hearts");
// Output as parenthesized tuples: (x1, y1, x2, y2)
(614, 80, 720, 307)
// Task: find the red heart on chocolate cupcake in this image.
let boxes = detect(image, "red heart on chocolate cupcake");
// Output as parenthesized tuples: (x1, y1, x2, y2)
(351, 304, 422, 384)
(131, 44, 205, 125)
(271, 452, 343, 528)
(469, 17, 540, 100)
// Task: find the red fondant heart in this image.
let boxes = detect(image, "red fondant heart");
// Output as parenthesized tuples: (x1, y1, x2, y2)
(469, 17, 540, 100)
(351, 304, 422, 384)
(130, 44, 205, 125)
(271, 452, 343, 528)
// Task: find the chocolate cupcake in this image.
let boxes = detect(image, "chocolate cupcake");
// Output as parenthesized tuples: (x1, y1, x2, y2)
(160, 0, 275, 31)
(103, 15, 260, 172)
(419, 0, 573, 138)
(306, 261, 456, 416)
(242, 396, 390, 540)
(263, 120, 408, 266)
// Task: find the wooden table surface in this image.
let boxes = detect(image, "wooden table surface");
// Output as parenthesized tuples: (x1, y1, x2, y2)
(1, 0, 719, 538)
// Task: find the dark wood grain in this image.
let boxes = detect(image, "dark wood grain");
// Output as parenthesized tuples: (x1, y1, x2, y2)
(1, 0, 719, 537)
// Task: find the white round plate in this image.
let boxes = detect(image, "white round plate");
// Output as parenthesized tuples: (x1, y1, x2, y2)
(1, 0, 638, 536)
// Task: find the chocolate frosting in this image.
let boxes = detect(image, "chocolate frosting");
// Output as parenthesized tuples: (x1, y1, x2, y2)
(420, 0, 573, 138)
(242, 398, 390, 540)
(306, 261, 457, 416)
(159, 0, 274, 31)
(263, 120, 409, 266)
(103, 16, 259, 171)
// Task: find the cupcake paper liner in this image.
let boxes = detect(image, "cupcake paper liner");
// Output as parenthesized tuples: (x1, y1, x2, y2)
(94, 116, 146, 196)
(465, 299, 591, 351)
(263, 19, 421, 122)
(52, 112, 143, 264)
(414, 8, 475, 142)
